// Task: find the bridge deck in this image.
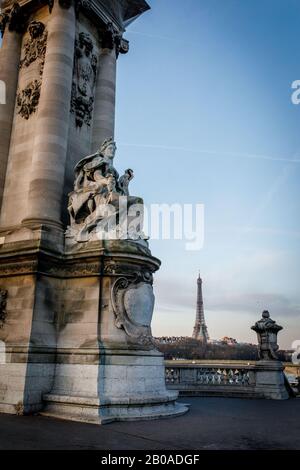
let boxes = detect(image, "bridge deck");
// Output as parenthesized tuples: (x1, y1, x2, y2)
(0, 397, 299, 450)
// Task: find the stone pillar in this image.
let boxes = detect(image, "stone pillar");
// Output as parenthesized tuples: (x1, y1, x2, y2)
(0, 0, 180, 424)
(91, 37, 117, 152)
(23, 0, 75, 227)
(0, 28, 22, 211)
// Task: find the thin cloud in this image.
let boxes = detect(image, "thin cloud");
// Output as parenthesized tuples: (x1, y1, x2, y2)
(206, 226, 300, 238)
(206, 292, 300, 318)
(155, 275, 300, 319)
(118, 142, 300, 163)
(126, 30, 179, 43)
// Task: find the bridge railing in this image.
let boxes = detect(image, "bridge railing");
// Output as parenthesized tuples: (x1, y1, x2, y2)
(165, 362, 291, 399)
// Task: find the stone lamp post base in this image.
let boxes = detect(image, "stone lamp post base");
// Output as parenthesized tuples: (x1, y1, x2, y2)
(254, 361, 289, 400)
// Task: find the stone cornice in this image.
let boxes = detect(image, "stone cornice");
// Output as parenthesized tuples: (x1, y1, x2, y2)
(0, 238, 160, 278)
(1, 0, 150, 33)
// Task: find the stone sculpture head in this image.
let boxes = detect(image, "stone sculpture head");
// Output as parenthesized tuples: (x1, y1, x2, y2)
(100, 137, 116, 161)
(125, 169, 134, 180)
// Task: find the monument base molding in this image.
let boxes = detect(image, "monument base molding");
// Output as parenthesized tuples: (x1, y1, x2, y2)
(0, 236, 188, 422)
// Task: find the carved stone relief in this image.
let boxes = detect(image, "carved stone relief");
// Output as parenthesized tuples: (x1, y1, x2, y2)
(0, 290, 8, 329)
(70, 32, 98, 128)
(20, 21, 48, 76)
(111, 272, 154, 344)
(16, 21, 47, 120)
(16, 80, 41, 120)
(100, 22, 129, 57)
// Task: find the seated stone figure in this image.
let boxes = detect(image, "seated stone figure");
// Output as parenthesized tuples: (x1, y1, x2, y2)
(67, 138, 144, 243)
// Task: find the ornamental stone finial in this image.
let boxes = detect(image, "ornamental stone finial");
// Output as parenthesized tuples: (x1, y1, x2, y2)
(251, 310, 283, 361)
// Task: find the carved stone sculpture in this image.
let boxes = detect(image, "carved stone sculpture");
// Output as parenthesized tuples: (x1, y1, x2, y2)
(251, 310, 283, 360)
(71, 31, 98, 127)
(19, 21, 48, 76)
(119, 169, 134, 196)
(16, 80, 41, 119)
(0, 290, 7, 329)
(67, 138, 144, 243)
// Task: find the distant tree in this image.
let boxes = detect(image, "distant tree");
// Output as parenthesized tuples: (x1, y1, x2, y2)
(154, 337, 293, 362)
(154, 337, 259, 360)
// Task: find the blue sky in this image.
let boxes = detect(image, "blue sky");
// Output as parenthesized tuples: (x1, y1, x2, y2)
(115, 0, 300, 348)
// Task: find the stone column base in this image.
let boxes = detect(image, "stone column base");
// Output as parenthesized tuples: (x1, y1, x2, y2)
(42, 392, 187, 424)
(0, 361, 56, 415)
(41, 352, 188, 424)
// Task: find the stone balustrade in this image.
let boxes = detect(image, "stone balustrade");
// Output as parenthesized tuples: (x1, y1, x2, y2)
(165, 362, 291, 399)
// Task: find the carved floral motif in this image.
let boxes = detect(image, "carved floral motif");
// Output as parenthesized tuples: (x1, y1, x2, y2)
(16, 80, 41, 120)
(20, 21, 48, 76)
(16, 20, 47, 121)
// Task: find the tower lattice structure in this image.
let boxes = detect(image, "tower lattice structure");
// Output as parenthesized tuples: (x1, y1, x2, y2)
(192, 273, 209, 342)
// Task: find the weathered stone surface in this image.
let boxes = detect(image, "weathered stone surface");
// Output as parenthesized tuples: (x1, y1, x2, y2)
(0, 0, 186, 424)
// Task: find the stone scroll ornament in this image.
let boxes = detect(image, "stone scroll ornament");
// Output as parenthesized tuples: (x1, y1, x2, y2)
(71, 32, 98, 127)
(66, 137, 145, 243)
(16, 80, 41, 120)
(111, 272, 155, 344)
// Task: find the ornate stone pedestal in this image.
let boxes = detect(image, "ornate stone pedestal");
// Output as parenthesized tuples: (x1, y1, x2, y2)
(0, 0, 187, 423)
(0, 234, 187, 421)
(42, 354, 184, 424)
(40, 240, 187, 423)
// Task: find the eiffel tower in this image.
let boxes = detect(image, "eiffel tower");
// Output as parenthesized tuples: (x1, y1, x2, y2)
(192, 273, 209, 342)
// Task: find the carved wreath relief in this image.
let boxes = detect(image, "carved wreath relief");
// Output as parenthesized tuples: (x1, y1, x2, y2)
(17, 20, 47, 120)
(71, 32, 98, 128)
(111, 271, 155, 344)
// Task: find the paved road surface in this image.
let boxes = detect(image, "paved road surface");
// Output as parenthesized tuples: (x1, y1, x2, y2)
(0, 397, 299, 450)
